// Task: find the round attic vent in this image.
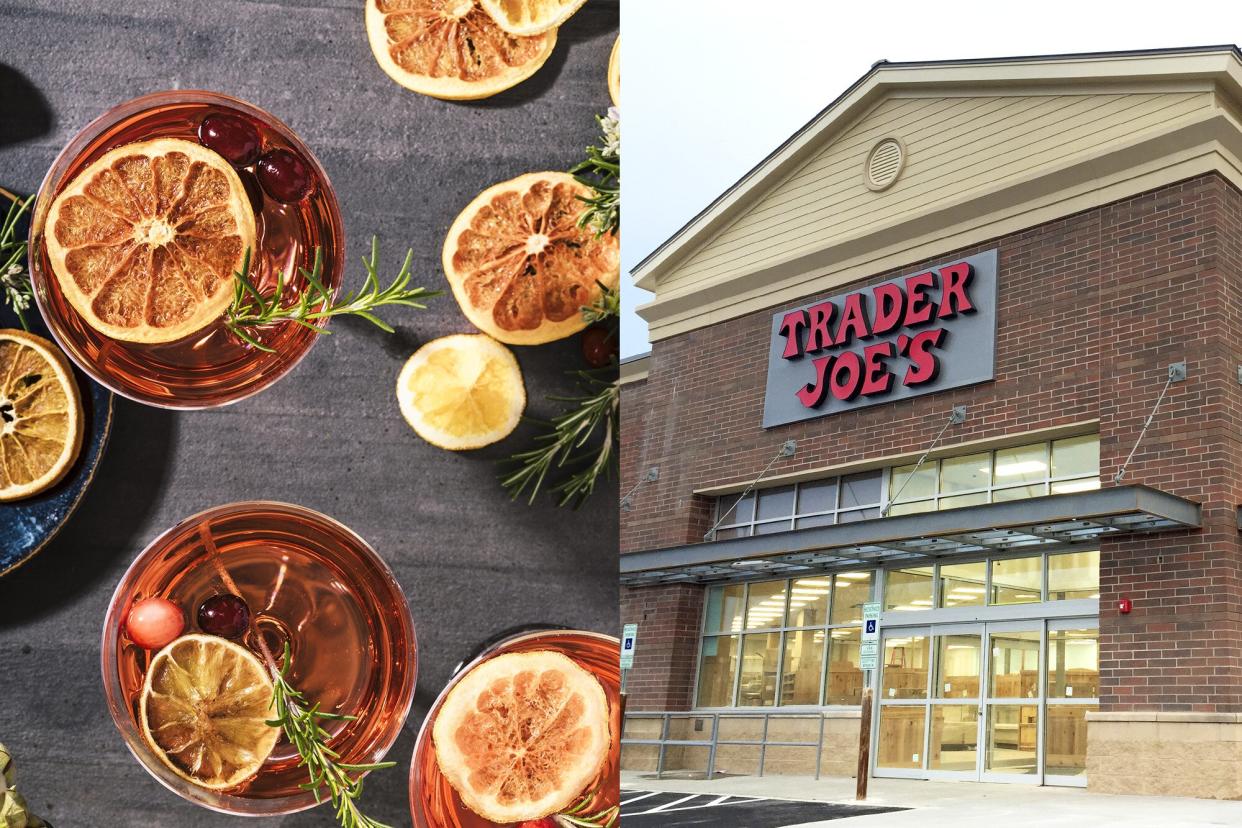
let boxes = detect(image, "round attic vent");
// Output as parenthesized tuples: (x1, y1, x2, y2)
(864, 138, 905, 191)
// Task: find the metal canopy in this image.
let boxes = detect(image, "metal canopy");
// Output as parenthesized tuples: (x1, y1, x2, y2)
(620, 485, 1200, 586)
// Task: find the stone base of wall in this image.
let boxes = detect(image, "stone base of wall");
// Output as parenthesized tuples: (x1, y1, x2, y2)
(1087, 712, 1242, 799)
(621, 710, 861, 778)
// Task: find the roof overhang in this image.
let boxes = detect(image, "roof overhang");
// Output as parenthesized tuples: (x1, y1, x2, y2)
(620, 485, 1200, 587)
(632, 46, 1242, 342)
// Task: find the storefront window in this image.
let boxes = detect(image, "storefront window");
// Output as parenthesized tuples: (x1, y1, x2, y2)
(745, 580, 788, 630)
(938, 562, 986, 608)
(882, 551, 1099, 612)
(1045, 704, 1095, 776)
(780, 629, 825, 705)
(1048, 551, 1099, 601)
(935, 634, 981, 699)
(826, 627, 863, 704)
(696, 575, 870, 708)
(703, 583, 745, 633)
(711, 471, 881, 538)
(831, 572, 872, 624)
(881, 634, 929, 699)
(738, 632, 780, 706)
(1047, 627, 1098, 698)
(885, 567, 934, 612)
(990, 556, 1042, 605)
(989, 630, 1040, 698)
(941, 452, 991, 493)
(786, 576, 830, 627)
(696, 634, 738, 707)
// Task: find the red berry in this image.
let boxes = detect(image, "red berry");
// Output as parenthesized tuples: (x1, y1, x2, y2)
(198, 594, 251, 639)
(581, 326, 618, 368)
(125, 598, 185, 650)
(256, 148, 315, 203)
(197, 113, 261, 166)
(516, 820, 557, 828)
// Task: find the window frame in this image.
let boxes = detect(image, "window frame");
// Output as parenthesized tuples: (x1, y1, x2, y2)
(710, 435, 1100, 540)
(883, 550, 1100, 612)
(695, 573, 872, 709)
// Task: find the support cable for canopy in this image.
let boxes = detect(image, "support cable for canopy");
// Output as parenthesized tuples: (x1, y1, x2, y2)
(704, 440, 797, 540)
(620, 467, 659, 511)
(1114, 362, 1186, 484)
(880, 405, 967, 517)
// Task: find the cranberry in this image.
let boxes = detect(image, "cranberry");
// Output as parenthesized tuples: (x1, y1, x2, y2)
(198, 113, 262, 167)
(581, 326, 618, 368)
(256, 148, 315, 203)
(125, 597, 185, 650)
(516, 821, 557, 828)
(197, 594, 251, 639)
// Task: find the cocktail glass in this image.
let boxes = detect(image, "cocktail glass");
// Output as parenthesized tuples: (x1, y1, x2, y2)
(29, 90, 344, 408)
(101, 501, 416, 816)
(409, 628, 621, 828)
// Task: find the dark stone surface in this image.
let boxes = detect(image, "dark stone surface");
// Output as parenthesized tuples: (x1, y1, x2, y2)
(0, 1, 619, 825)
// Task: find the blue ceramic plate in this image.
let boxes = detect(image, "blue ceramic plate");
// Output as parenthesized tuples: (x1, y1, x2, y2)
(0, 197, 113, 576)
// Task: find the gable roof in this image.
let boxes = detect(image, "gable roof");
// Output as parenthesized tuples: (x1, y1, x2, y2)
(634, 45, 1242, 342)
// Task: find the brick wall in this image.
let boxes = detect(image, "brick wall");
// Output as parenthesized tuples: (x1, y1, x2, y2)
(619, 583, 704, 710)
(621, 173, 1242, 714)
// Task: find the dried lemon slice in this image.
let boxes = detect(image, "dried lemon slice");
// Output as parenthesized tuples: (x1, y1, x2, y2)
(366, 0, 556, 100)
(433, 651, 611, 823)
(397, 334, 525, 450)
(44, 137, 255, 344)
(478, 0, 587, 36)
(608, 36, 619, 106)
(443, 172, 619, 345)
(140, 634, 278, 791)
(0, 329, 84, 502)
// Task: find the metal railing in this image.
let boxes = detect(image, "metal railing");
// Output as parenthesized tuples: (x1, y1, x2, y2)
(621, 711, 827, 779)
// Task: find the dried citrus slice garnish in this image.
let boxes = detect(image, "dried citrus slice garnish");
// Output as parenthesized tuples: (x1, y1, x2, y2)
(433, 650, 611, 823)
(397, 334, 525, 450)
(608, 36, 619, 106)
(365, 0, 556, 100)
(0, 329, 83, 502)
(477, 0, 586, 36)
(443, 171, 619, 345)
(140, 634, 278, 791)
(44, 137, 255, 344)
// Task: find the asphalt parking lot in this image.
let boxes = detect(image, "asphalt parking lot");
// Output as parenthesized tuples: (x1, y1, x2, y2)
(620, 790, 907, 826)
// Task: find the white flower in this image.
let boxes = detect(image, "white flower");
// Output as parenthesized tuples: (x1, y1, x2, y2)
(600, 107, 620, 159)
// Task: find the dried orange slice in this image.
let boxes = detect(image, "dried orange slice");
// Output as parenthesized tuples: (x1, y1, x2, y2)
(44, 137, 255, 344)
(397, 334, 525, 450)
(365, 0, 556, 100)
(0, 329, 83, 502)
(140, 634, 278, 791)
(443, 172, 619, 345)
(608, 36, 619, 106)
(433, 651, 611, 823)
(477, 0, 586, 36)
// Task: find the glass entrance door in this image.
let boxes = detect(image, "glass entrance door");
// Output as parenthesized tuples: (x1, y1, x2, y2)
(876, 620, 1086, 784)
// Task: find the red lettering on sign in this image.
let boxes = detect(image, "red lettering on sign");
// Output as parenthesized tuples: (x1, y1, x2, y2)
(903, 328, 947, 386)
(835, 293, 871, 346)
(828, 351, 864, 401)
(871, 283, 906, 336)
(937, 262, 975, 319)
(796, 355, 833, 408)
(903, 271, 938, 326)
(778, 310, 808, 359)
(860, 341, 895, 395)
(806, 301, 835, 352)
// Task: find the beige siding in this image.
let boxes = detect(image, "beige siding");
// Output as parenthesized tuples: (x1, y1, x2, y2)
(664, 91, 1211, 292)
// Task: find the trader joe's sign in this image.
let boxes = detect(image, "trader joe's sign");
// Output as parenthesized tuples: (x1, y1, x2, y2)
(762, 249, 997, 427)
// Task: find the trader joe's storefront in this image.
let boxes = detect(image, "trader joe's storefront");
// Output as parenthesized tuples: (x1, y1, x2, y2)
(622, 48, 1242, 799)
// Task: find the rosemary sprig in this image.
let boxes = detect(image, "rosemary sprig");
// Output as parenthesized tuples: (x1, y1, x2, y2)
(557, 789, 619, 827)
(581, 281, 619, 324)
(225, 236, 439, 352)
(267, 643, 395, 828)
(502, 285, 620, 507)
(502, 368, 618, 508)
(0, 194, 34, 330)
(571, 108, 619, 237)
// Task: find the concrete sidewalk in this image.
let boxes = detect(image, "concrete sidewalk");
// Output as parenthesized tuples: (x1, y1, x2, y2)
(621, 772, 1242, 827)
